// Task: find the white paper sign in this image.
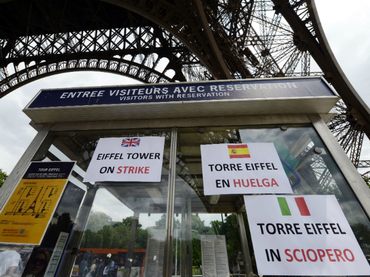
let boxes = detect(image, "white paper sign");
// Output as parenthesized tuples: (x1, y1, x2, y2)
(83, 137, 165, 183)
(44, 232, 69, 277)
(244, 195, 370, 276)
(201, 143, 292, 195)
(201, 235, 230, 277)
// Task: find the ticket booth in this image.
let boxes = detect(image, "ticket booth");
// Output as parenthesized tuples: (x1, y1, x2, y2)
(1, 77, 370, 277)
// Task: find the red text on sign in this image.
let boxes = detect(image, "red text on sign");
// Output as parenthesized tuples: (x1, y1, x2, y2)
(233, 178, 279, 187)
(285, 248, 355, 262)
(117, 166, 149, 174)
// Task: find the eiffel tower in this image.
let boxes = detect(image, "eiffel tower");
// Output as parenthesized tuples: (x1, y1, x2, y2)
(24, 186, 43, 215)
(0, 0, 369, 168)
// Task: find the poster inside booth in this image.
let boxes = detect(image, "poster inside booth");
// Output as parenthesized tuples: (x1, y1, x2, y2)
(0, 161, 75, 245)
(244, 195, 370, 276)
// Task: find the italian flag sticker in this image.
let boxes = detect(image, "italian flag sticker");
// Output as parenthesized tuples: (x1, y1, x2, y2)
(277, 196, 310, 216)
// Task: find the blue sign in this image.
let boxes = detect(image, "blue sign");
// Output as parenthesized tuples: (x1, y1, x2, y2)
(27, 78, 334, 109)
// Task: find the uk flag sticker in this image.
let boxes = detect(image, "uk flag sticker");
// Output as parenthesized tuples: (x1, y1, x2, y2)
(121, 137, 140, 147)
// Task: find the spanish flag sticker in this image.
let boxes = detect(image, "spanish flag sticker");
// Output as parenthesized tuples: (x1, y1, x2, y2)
(228, 144, 251, 159)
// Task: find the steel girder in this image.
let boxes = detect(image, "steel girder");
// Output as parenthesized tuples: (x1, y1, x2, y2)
(272, 0, 370, 166)
(0, 0, 369, 166)
(0, 0, 315, 95)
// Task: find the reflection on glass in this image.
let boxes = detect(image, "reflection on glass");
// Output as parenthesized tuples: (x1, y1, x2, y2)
(174, 126, 370, 277)
(23, 248, 50, 277)
(240, 127, 370, 250)
(19, 125, 370, 276)
(22, 182, 85, 277)
(0, 245, 33, 276)
(66, 129, 171, 277)
(0, 181, 85, 277)
(75, 186, 168, 277)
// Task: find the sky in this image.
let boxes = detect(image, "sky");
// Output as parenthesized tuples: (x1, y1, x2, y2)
(0, 0, 370, 175)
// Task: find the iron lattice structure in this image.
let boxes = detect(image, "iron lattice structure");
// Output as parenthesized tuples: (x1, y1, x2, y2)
(1, 0, 370, 166)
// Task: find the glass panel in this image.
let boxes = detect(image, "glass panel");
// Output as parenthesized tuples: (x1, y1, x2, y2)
(174, 125, 370, 277)
(76, 184, 168, 277)
(55, 129, 170, 277)
(16, 128, 170, 277)
(239, 127, 370, 232)
(0, 180, 85, 277)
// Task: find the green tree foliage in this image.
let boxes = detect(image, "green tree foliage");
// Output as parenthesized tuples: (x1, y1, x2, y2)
(191, 214, 212, 234)
(43, 212, 74, 249)
(221, 214, 241, 265)
(85, 210, 113, 232)
(101, 225, 113, 247)
(208, 214, 255, 271)
(0, 169, 8, 187)
(155, 214, 166, 228)
(363, 176, 370, 188)
(351, 223, 370, 257)
(190, 215, 214, 266)
(134, 226, 148, 249)
(81, 212, 148, 250)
